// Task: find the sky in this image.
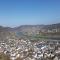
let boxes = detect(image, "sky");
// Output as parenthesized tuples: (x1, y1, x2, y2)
(0, 0, 60, 27)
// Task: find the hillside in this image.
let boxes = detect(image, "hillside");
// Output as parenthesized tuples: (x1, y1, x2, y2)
(0, 23, 60, 40)
(14, 23, 60, 35)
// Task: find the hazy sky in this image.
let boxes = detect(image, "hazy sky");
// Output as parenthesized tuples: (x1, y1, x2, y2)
(0, 0, 60, 27)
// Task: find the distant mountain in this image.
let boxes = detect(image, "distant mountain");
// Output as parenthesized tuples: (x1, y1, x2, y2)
(0, 23, 60, 32)
(0, 23, 60, 41)
(14, 23, 60, 34)
(0, 26, 13, 32)
(0, 26, 14, 41)
(14, 25, 44, 31)
(43, 23, 60, 30)
(0, 23, 60, 36)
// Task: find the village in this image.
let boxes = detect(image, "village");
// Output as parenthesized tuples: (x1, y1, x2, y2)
(0, 37, 60, 60)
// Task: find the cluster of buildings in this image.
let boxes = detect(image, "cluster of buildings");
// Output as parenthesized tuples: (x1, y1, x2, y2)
(0, 38, 60, 60)
(39, 28, 60, 34)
